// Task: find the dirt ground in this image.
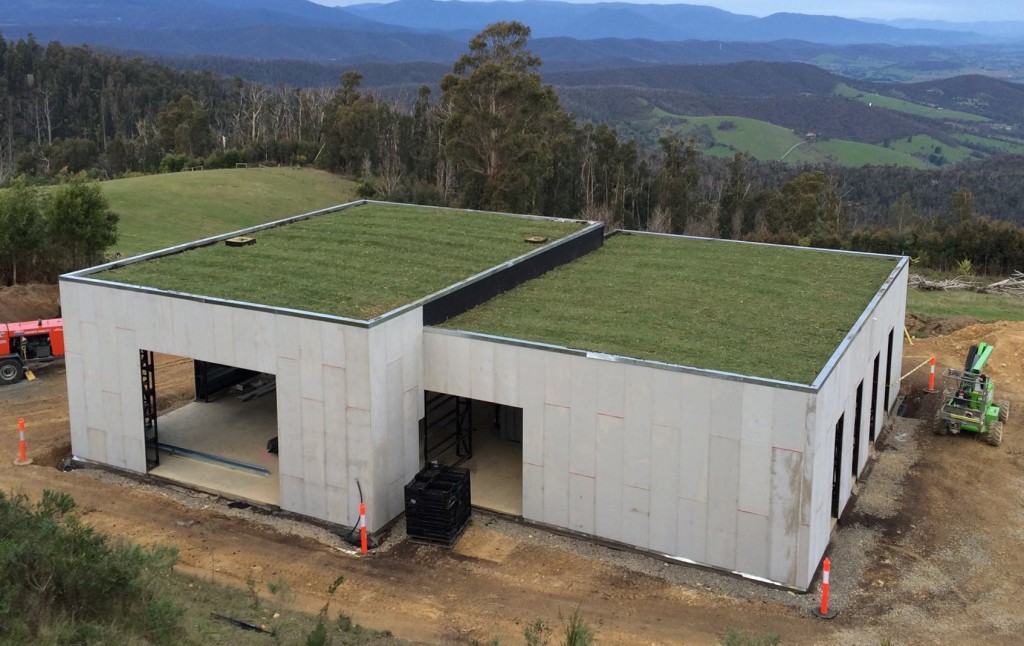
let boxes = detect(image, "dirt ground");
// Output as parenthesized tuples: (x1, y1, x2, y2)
(0, 283, 61, 321)
(3, 289, 1024, 644)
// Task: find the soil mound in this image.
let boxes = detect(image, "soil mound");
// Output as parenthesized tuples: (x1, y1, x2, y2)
(0, 284, 61, 322)
(905, 312, 979, 338)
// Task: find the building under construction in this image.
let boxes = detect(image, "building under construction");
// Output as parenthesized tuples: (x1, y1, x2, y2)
(60, 200, 907, 590)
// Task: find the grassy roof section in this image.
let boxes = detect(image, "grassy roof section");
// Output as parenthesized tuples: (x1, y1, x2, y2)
(441, 233, 899, 384)
(102, 168, 357, 256)
(100, 203, 584, 320)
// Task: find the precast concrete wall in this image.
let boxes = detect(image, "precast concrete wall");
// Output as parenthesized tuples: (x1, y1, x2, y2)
(58, 279, 406, 531)
(423, 330, 816, 588)
(803, 260, 908, 582)
(366, 308, 424, 529)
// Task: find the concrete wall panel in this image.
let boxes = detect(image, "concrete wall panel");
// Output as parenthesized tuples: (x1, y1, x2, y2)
(772, 388, 808, 453)
(711, 379, 742, 440)
(522, 462, 544, 520)
(568, 359, 597, 478)
(544, 352, 571, 407)
(542, 404, 571, 526)
(492, 342, 519, 406)
(769, 448, 802, 585)
(594, 412, 625, 540)
(621, 484, 651, 548)
(738, 440, 771, 517)
(622, 375, 652, 490)
(568, 472, 596, 534)
(422, 332, 448, 394)
(275, 357, 303, 477)
(676, 497, 707, 561)
(736, 512, 770, 578)
(469, 339, 495, 403)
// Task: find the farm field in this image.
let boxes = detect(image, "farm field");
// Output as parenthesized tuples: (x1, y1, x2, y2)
(834, 83, 989, 122)
(645, 110, 936, 167)
(952, 132, 1024, 155)
(813, 138, 932, 168)
(102, 167, 358, 257)
(884, 134, 975, 165)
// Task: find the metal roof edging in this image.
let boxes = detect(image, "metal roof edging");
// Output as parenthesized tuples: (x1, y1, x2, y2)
(810, 255, 910, 390)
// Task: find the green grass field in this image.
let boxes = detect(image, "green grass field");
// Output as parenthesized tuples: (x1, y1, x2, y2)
(908, 290, 1024, 322)
(952, 132, 1024, 155)
(814, 139, 933, 168)
(103, 168, 358, 256)
(885, 134, 975, 165)
(443, 234, 898, 384)
(645, 110, 937, 168)
(102, 203, 584, 320)
(834, 83, 989, 122)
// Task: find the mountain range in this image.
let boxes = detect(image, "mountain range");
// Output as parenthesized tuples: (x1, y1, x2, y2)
(2, 0, 1023, 65)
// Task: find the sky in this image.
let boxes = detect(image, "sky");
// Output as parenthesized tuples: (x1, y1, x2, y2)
(311, 0, 1024, 23)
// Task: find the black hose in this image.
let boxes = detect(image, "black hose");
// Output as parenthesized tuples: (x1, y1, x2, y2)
(339, 478, 378, 549)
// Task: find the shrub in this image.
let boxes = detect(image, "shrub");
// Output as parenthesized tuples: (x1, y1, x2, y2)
(158, 153, 190, 173)
(0, 490, 181, 641)
(719, 627, 782, 646)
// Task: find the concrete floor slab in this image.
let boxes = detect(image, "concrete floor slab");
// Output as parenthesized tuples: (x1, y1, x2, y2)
(461, 403, 523, 516)
(150, 395, 279, 505)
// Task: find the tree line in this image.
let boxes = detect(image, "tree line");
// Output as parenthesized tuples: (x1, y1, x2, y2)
(2, 25, 1024, 282)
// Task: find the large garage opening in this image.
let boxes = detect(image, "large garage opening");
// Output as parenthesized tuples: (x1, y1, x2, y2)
(420, 391, 523, 516)
(142, 351, 280, 506)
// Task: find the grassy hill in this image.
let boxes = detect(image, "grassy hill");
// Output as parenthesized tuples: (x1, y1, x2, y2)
(640, 110, 934, 167)
(834, 83, 988, 122)
(103, 168, 357, 257)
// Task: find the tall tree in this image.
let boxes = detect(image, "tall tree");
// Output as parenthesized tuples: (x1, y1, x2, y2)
(440, 21, 563, 213)
(654, 134, 703, 233)
(46, 177, 119, 273)
(0, 178, 43, 284)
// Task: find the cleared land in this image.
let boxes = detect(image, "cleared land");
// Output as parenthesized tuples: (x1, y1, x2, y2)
(884, 134, 974, 165)
(103, 167, 357, 257)
(908, 289, 1024, 322)
(834, 83, 989, 122)
(442, 234, 898, 384)
(814, 138, 932, 169)
(647, 111, 934, 167)
(100, 203, 584, 320)
(953, 132, 1024, 155)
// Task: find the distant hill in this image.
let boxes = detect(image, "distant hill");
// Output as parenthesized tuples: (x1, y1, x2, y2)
(0, 0, 1013, 65)
(345, 0, 988, 46)
(545, 61, 843, 96)
(876, 75, 1024, 124)
(0, 0, 393, 32)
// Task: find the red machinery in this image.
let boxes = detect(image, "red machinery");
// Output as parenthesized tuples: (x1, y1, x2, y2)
(0, 318, 64, 385)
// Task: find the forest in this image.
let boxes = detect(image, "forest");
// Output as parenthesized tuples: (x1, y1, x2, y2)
(2, 25, 1024, 281)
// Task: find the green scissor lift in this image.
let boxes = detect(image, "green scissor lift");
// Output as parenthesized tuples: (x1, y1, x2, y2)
(934, 342, 1010, 446)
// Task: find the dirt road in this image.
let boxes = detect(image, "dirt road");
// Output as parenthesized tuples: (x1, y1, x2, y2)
(2, 318, 1023, 644)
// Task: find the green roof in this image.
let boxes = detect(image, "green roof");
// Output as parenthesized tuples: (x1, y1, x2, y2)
(440, 234, 898, 384)
(99, 203, 584, 320)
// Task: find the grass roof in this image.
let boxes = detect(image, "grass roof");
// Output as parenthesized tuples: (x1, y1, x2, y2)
(440, 233, 899, 384)
(99, 203, 584, 319)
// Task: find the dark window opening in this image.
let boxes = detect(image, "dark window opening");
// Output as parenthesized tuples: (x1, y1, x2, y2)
(853, 381, 864, 477)
(870, 353, 880, 442)
(885, 328, 895, 412)
(831, 414, 845, 519)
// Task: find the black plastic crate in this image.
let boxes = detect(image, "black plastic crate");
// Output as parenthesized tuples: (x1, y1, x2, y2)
(405, 463, 471, 547)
